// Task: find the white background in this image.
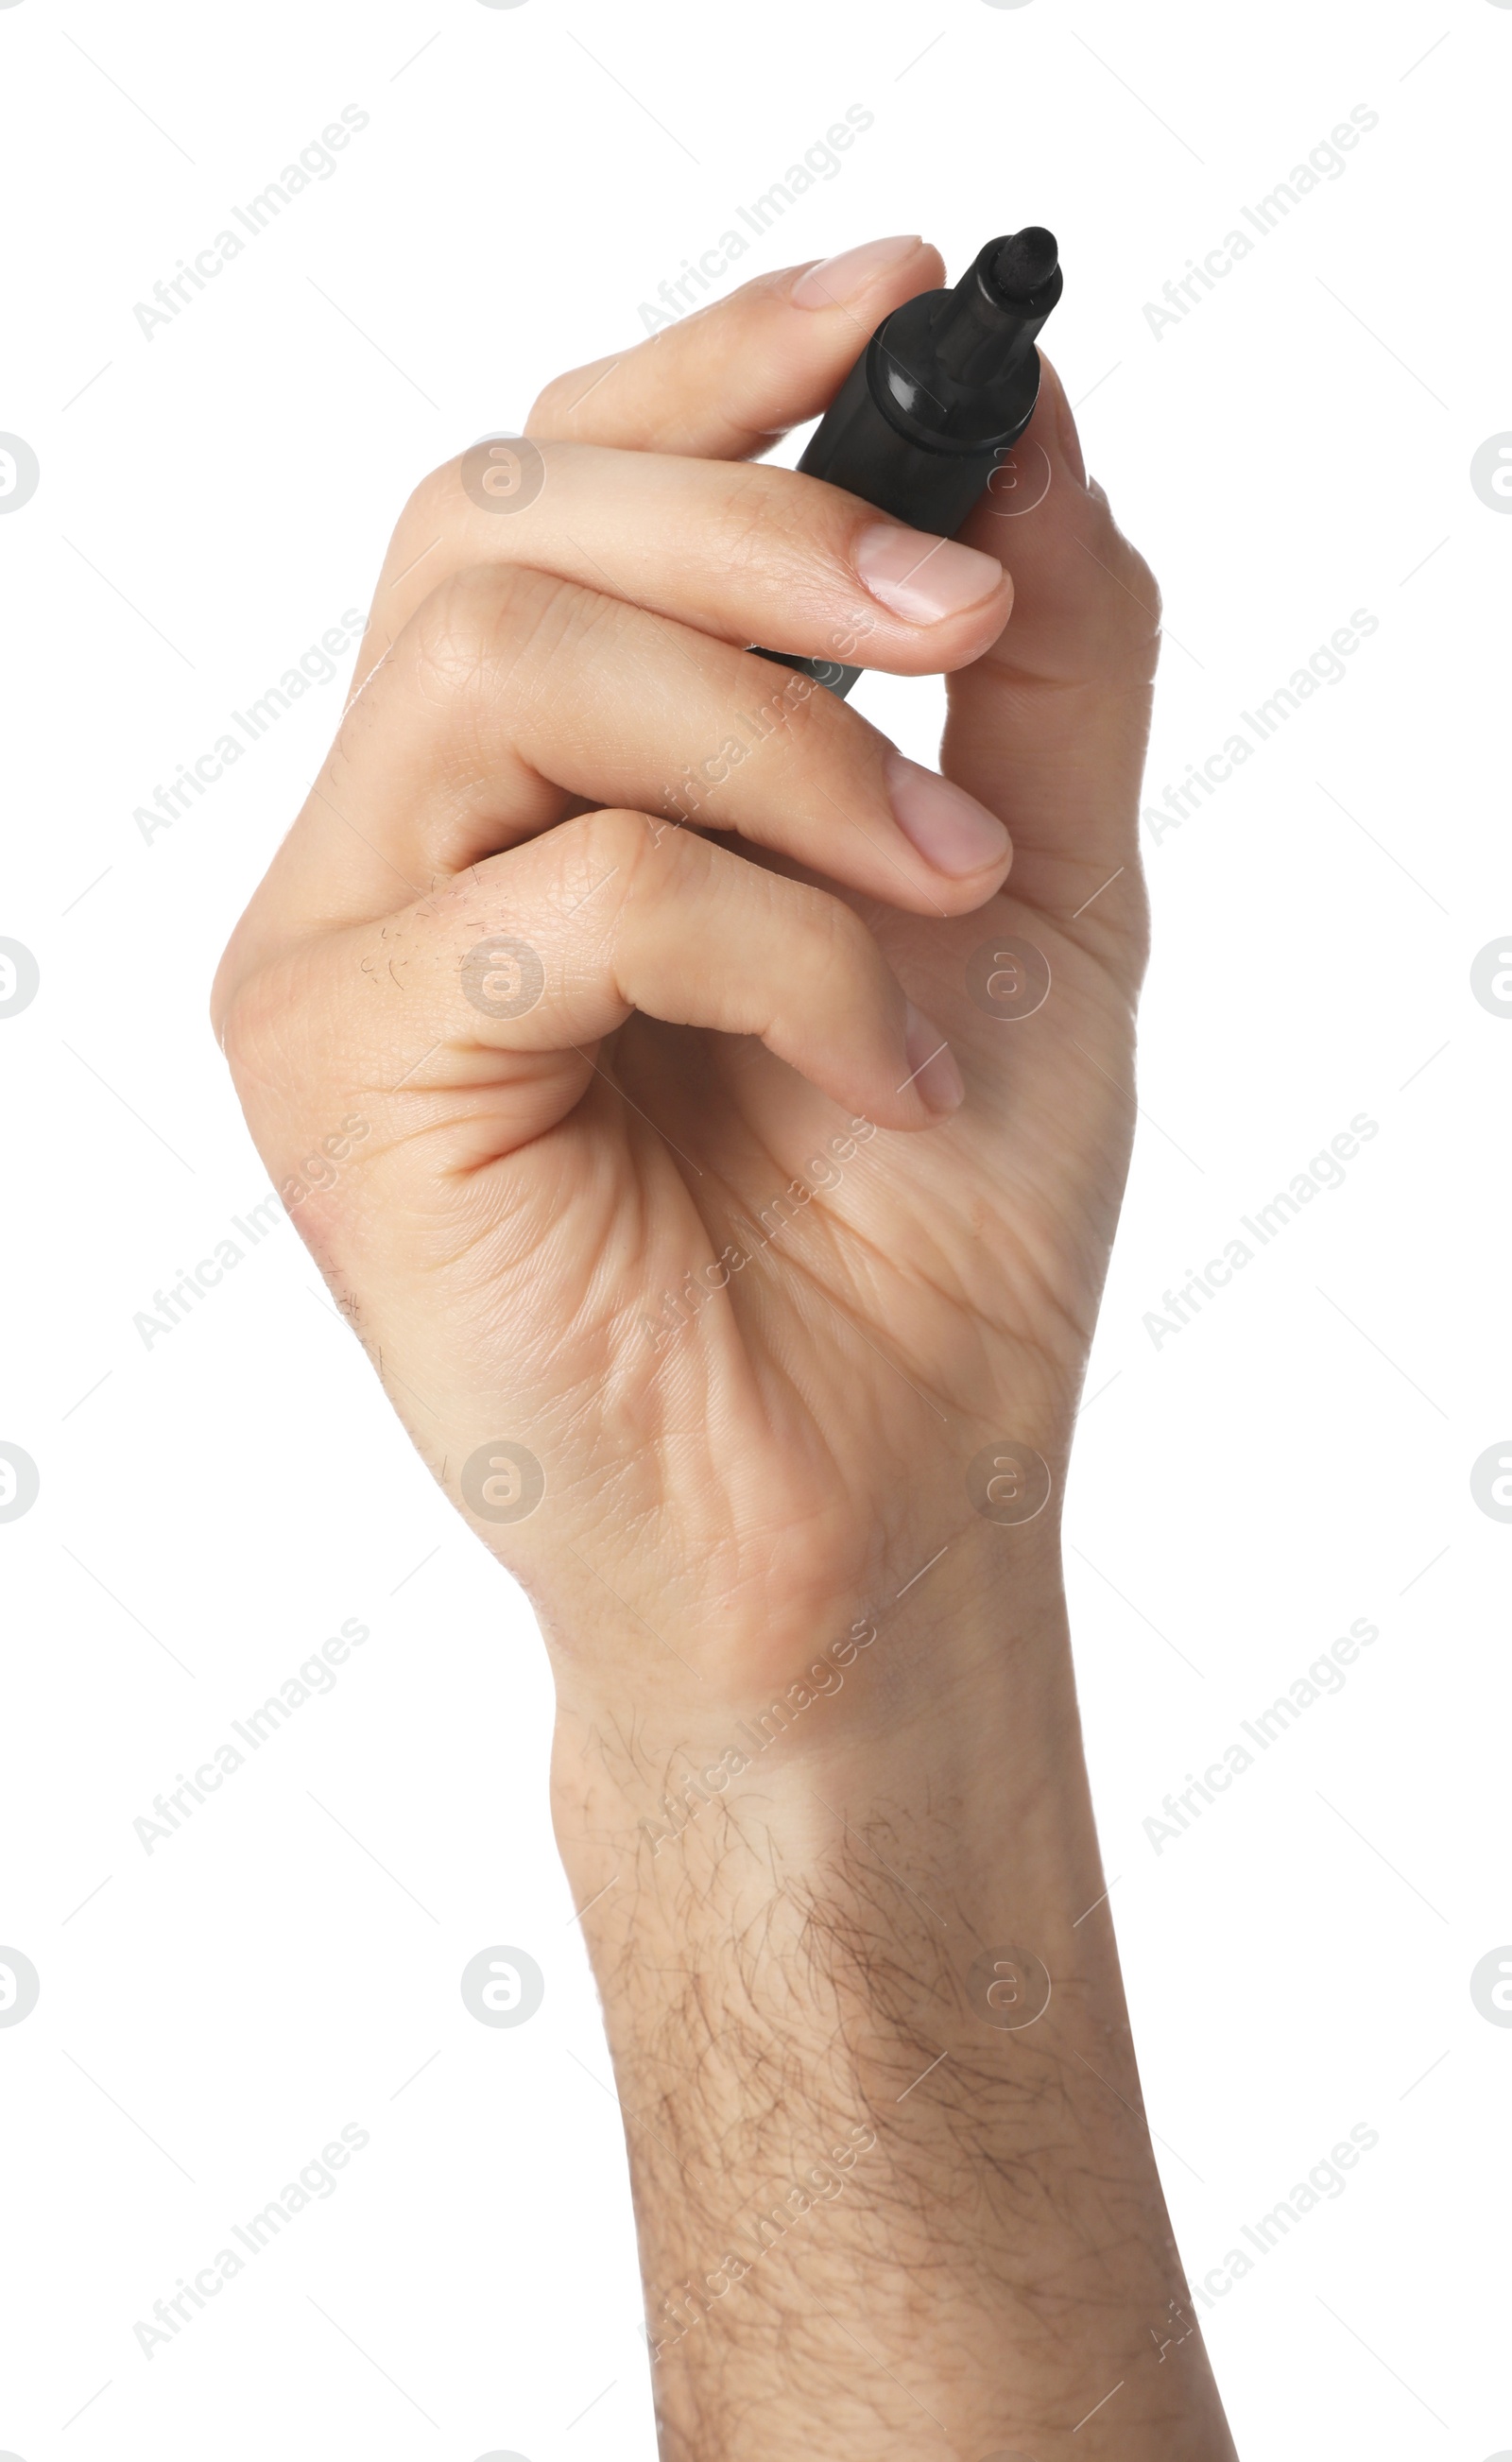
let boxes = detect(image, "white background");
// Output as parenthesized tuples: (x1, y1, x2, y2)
(1, 0, 1508, 2454)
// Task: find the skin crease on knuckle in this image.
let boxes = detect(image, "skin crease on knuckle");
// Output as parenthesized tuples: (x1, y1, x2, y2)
(702, 459, 867, 634)
(405, 562, 578, 718)
(402, 567, 638, 836)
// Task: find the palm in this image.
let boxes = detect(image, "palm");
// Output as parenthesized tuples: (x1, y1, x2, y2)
(351, 813, 1144, 1667)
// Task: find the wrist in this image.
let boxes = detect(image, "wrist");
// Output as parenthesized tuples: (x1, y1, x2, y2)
(546, 1528, 1075, 1855)
(549, 1565, 1118, 2190)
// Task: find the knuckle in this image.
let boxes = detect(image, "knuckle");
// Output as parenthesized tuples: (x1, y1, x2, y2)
(787, 875, 878, 993)
(390, 434, 559, 565)
(409, 560, 544, 661)
(1093, 508, 1163, 660)
(402, 564, 605, 727)
(749, 657, 841, 763)
(528, 361, 605, 437)
(542, 807, 663, 948)
(398, 456, 457, 534)
(1132, 547, 1163, 630)
(217, 953, 304, 1103)
(714, 465, 853, 609)
(580, 803, 656, 887)
(712, 462, 789, 577)
(387, 453, 477, 574)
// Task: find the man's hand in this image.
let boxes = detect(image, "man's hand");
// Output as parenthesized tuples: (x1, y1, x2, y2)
(214, 235, 1235, 2459)
(213, 234, 1147, 1696)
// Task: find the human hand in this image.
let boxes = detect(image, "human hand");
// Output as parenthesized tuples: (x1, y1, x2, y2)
(213, 234, 1158, 1719)
(214, 237, 1237, 2459)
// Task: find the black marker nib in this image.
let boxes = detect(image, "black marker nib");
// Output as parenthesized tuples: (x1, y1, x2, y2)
(994, 226, 1059, 301)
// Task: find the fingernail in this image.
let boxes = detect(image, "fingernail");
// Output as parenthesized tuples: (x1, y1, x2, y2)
(902, 1001, 965, 1115)
(791, 234, 922, 310)
(855, 524, 1004, 624)
(885, 748, 1010, 878)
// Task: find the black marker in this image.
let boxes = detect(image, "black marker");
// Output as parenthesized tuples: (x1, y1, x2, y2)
(754, 228, 1062, 699)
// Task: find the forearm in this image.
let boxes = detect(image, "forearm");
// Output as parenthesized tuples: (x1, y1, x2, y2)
(550, 1572, 1238, 2460)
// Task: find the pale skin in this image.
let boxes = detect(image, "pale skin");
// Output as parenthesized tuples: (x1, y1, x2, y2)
(214, 232, 1239, 2457)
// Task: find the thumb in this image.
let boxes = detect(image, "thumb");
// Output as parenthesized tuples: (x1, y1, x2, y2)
(942, 353, 1162, 904)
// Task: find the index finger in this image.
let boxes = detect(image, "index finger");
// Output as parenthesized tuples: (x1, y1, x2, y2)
(527, 234, 944, 459)
(351, 237, 960, 699)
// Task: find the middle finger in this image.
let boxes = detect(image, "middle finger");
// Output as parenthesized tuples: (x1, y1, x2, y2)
(355, 439, 1010, 698)
(263, 560, 1015, 936)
